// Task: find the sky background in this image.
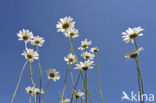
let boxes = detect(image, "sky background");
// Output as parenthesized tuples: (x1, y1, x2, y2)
(1, 0, 156, 103)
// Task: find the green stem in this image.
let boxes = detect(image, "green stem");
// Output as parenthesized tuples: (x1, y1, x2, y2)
(68, 37, 92, 103)
(29, 95, 31, 103)
(10, 60, 28, 103)
(37, 46, 43, 103)
(134, 39, 144, 103)
(29, 61, 37, 103)
(85, 71, 87, 103)
(96, 53, 104, 103)
(61, 64, 70, 102)
(41, 79, 51, 103)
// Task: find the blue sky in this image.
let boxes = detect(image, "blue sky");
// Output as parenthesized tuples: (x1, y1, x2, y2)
(1, 0, 156, 103)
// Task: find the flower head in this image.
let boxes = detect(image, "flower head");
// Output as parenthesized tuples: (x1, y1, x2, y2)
(60, 98, 70, 103)
(25, 86, 33, 95)
(64, 28, 79, 38)
(122, 27, 144, 43)
(56, 16, 75, 32)
(35, 88, 44, 95)
(17, 29, 33, 42)
(46, 69, 60, 82)
(64, 53, 76, 64)
(21, 48, 39, 62)
(90, 47, 99, 53)
(78, 39, 92, 51)
(74, 90, 85, 98)
(125, 47, 143, 59)
(81, 52, 95, 60)
(31, 36, 45, 47)
(75, 60, 94, 71)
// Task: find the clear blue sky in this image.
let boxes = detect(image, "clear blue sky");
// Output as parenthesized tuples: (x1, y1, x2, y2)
(1, 0, 156, 103)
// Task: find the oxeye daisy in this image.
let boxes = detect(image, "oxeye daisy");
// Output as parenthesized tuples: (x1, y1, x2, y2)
(81, 52, 95, 60)
(64, 53, 76, 64)
(64, 28, 79, 38)
(46, 68, 60, 82)
(25, 86, 33, 95)
(56, 16, 75, 32)
(31, 36, 45, 47)
(21, 48, 39, 62)
(17, 29, 33, 42)
(125, 47, 143, 59)
(78, 39, 92, 51)
(75, 60, 94, 71)
(35, 88, 44, 95)
(122, 27, 144, 43)
(60, 98, 70, 103)
(90, 47, 99, 53)
(74, 90, 85, 98)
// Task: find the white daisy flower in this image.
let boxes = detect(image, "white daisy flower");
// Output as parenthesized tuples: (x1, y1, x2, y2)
(90, 47, 99, 53)
(64, 53, 76, 64)
(74, 90, 85, 98)
(64, 28, 79, 38)
(56, 16, 75, 32)
(21, 48, 39, 62)
(75, 60, 94, 71)
(35, 88, 44, 95)
(60, 98, 70, 103)
(46, 68, 60, 82)
(122, 27, 144, 43)
(125, 47, 143, 59)
(25, 86, 34, 95)
(17, 29, 33, 42)
(31, 36, 45, 47)
(81, 52, 95, 60)
(78, 39, 92, 51)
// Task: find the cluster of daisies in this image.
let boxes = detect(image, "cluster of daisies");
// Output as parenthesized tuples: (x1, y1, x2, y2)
(56, 16, 100, 102)
(17, 29, 61, 100)
(121, 27, 144, 59)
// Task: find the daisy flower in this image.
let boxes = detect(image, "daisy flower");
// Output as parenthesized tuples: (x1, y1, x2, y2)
(125, 47, 143, 59)
(25, 86, 33, 95)
(56, 16, 75, 32)
(90, 47, 99, 53)
(81, 52, 95, 60)
(75, 60, 94, 71)
(21, 48, 39, 62)
(60, 98, 70, 103)
(35, 88, 44, 95)
(122, 27, 144, 43)
(17, 29, 33, 43)
(46, 68, 60, 82)
(64, 28, 79, 38)
(74, 90, 85, 98)
(31, 36, 45, 47)
(78, 39, 92, 51)
(64, 53, 76, 64)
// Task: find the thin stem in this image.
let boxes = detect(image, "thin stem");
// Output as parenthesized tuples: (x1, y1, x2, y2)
(134, 39, 144, 103)
(37, 46, 43, 103)
(75, 98, 78, 103)
(41, 79, 51, 103)
(29, 61, 37, 103)
(85, 71, 87, 103)
(10, 60, 28, 103)
(25, 41, 27, 49)
(68, 37, 92, 103)
(96, 53, 104, 103)
(61, 64, 70, 102)
(81, 85, 85, 103)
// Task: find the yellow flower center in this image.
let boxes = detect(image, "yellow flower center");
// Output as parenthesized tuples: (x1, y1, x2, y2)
(93, 49, 98, 52)
(62, 22, 70, 30)
(68, 58, 74, 63)
(27, 54, 33, 59)
(49, 73, 55, 78)
(130, 53, 138, 58)
(34, 40, 40, 44)
(129, 33, 138, 39)
(70, 32, 75, 36)
(22, 35, 28, 40)
(82, 44, 88, 48)
(82, 66, 89, 71)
